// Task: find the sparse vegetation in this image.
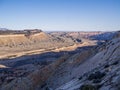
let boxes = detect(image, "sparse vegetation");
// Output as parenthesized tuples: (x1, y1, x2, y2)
(88, 71, 106, 80)
(80, 84, 97, 90)
(0, 31, 119, 90)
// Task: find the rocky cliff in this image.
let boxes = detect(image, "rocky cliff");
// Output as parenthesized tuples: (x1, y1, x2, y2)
(0, 31, 119, 90)
(0, 29, 78, 59)
(53, 31, 120, 90)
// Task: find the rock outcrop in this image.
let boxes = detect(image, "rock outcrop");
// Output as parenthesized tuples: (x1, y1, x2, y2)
(0, 31, 119, 90)
(0, 29, 78, 59)
(54, 32, 120, 90)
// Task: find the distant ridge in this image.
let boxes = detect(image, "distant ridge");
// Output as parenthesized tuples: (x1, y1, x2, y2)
(0, 29, 42, 35)
(0, 28, 8, 31)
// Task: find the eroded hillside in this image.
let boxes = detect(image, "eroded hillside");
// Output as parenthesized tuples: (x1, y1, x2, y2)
(0, 30, 119, 90)
(0, 29, 79, 59)
(48, 31, 120, 90)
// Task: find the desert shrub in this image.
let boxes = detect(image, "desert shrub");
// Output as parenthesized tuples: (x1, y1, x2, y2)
(111, 61, 119, 65)
(88, 71, 106, 80)
(40, 83, 47, 88)
(80, 84, 97, 90)
(79, 76, 82, 80)
(93, 79, 101, 83)
(104, 64, 110, 68)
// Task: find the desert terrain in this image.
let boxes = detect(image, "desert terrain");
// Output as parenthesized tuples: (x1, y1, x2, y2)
(0, 29, 119, 90)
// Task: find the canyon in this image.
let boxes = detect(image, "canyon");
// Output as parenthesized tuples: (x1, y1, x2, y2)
(0, 29, 119, 90)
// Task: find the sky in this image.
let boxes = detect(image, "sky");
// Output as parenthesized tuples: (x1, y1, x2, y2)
(0, 0, 120, 31)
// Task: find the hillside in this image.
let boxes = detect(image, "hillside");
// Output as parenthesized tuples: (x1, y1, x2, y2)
(49, 31, 116, 41)
(0, 29, 78, 59)
(0, 30, 119, 90)
(48, 31, 120, 90)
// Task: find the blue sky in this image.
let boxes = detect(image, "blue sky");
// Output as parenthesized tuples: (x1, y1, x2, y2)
(0, 0, 120, 31)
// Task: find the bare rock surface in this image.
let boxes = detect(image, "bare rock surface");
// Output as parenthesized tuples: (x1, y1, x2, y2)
(0, 30, 119, 90)
(54, 33, 120, 90)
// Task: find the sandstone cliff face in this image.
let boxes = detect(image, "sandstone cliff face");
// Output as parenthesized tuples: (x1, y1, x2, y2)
(0, 34, 29, 46)
(0, 30, 77, 59)
(0, 30, 76, 48)
(0, 31, 51, 47)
